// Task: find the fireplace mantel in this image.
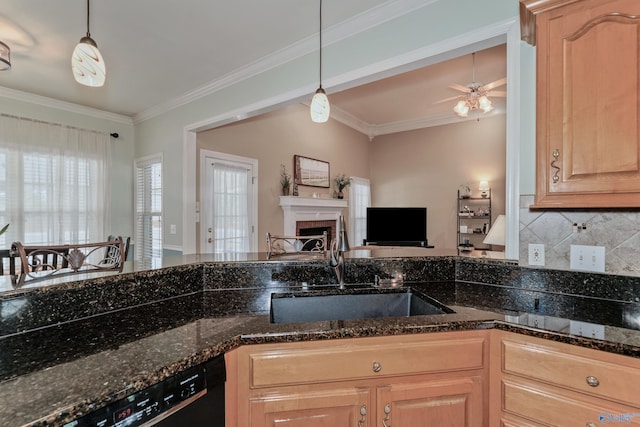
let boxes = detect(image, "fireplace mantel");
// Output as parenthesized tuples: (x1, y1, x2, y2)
(279, 196, 347, 236)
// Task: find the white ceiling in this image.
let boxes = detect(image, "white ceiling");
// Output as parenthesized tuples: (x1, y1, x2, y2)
(0, 0, 506, 132)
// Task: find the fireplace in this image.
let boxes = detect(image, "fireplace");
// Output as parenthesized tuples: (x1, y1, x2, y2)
(296, 221, 336, 246)
(279, 196, 347, 243)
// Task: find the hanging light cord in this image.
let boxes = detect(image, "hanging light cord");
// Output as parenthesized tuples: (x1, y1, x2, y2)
(86, 0, 91, 37)
(318, 0, 323, 89)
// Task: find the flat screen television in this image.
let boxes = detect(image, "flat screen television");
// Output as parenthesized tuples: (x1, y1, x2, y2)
(365, 207, 428, 247)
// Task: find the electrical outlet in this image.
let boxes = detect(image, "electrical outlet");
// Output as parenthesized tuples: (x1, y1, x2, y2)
(528, 244, 545, 266)
(570, 320, 605, 339)
(527, 314, 546, 329)
(170, 224, 177, 234)
(570, 245, 605, 272)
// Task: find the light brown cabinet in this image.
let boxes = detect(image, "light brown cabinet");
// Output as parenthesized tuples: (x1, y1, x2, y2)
(521, 0, 640, 207)
(226, 331, 488, 427)
(493, 331, 640, 426)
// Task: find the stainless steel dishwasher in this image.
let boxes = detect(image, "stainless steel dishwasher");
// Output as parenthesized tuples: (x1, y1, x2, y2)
(67, 354, 225, 427)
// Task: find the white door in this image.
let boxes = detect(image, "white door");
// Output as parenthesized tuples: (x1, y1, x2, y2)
(200, 151, 257, 254)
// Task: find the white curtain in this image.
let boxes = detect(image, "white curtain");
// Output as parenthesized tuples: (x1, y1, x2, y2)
(211, 161, 250, 253)
(0, 114, 111, 247)
(349, 177, 371, 246)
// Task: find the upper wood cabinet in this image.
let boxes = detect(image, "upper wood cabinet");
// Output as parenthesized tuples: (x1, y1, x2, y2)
(521, 0, 640, 207)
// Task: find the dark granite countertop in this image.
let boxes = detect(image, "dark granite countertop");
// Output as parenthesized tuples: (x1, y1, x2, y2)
(3, 296, 640, 427)
(2, 254, 640, 427)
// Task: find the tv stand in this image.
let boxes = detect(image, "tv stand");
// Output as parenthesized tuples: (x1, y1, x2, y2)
(364, 240, 433, 248)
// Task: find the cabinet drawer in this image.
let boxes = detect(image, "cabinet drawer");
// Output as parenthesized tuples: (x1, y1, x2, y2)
(503, 378, 640, 426)
(503, 339, 640, 407)
(249, 336, 485, 388)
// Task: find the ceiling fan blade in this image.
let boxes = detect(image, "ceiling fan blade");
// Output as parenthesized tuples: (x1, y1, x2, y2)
(434, 95, 464, 104)
(486, 90, 507, 97)
(448, 84, 471, 93)
(482, 77, 506, 91)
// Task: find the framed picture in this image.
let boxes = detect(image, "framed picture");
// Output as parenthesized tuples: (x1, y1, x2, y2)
(294, 155, 330, 188)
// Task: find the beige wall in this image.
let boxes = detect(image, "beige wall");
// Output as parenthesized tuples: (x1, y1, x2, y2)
(197, 104, 370, 251)
(198, 105, 506, 253)
(370, 115, 506, 250)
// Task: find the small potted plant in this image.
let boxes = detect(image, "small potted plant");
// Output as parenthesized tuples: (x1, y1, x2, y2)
(280, 164, 291, 196)
(333, 174, 351, 199)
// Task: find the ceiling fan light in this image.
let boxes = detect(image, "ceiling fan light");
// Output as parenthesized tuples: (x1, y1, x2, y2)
(310, 87, 330, 123)
(72, 36, 106, 87)
(454, 100, 469, 117)
(0, 41, 11, 71)
(479, 95, 492, 110)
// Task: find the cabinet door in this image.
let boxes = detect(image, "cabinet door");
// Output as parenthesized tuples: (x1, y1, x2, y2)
(249, 387, 370, 427)
(377, 376, 484, 427)
(531, 0, 640, 207)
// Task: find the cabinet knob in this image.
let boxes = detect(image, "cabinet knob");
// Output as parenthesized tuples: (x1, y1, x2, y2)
(585, 375, 600, 387)
(372, 361, 382, 372)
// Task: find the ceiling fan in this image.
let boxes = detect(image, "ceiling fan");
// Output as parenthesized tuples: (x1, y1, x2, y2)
(437, 52, 506, 118)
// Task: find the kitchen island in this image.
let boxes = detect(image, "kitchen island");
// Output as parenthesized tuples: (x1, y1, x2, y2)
(2, 252, 640, 426)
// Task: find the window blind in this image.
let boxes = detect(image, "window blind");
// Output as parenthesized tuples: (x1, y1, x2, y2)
(135, 156, 162, 260)
(349, 177, 371, 246)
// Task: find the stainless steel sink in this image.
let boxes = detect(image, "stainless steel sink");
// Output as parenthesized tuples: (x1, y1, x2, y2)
(270, 288, 454, 324)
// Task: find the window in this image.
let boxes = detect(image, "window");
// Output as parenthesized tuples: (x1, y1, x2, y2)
(349, 177, 371, 246)
(0, 115, 110, 247)
(135, 155, 162, 260)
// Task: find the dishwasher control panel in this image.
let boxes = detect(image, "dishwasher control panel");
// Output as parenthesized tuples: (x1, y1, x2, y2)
(65, 363, 207, 427)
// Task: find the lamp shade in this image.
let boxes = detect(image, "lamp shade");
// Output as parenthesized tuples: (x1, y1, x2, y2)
(310, 88, 330, 123)
(72, 36, 106, 87)
(0, 41, 10, 71)
(478, 180, 490, 191)
(483, 214, 506, 246)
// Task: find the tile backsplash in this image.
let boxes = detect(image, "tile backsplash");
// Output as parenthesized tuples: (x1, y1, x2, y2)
(519, 194, 640, 277)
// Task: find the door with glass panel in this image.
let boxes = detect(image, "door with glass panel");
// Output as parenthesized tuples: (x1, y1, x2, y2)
(200, 151, 257, 254)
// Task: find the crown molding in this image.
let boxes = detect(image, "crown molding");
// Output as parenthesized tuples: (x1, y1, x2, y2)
(0, 86, 133, 125)
(133, 0, 438, 124)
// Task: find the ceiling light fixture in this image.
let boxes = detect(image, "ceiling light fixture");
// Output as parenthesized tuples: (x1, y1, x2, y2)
(310, 0, 329, 123)
(453, 53, 494, 118)
(0, 41, 11, 71)
(71, 0, 105, 87)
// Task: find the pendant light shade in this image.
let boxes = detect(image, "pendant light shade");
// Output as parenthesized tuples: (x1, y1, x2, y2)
(72, 0, 106, 87)
(310, 87, 330, 123)
(0, 41, 11, 71)
(310, 0, 330, 123)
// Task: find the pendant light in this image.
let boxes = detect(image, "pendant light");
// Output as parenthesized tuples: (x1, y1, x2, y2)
(0, 41, 11, 71)
(310, 0, 330, 123)
(71, 0, 106, 87)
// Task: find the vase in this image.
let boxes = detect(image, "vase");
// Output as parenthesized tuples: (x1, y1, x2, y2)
(282, 185, 290, 196)
(337, 191, 344, 199)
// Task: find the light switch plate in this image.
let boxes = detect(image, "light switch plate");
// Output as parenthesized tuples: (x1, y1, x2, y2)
(570, 245, 605, 272)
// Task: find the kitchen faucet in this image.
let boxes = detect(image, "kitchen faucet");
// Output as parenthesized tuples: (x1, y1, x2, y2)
(330, 215, 350, 289)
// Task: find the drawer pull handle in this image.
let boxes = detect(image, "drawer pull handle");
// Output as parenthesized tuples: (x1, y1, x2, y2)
(373, 361, 382, 372)
(586, 376, 600, 387)
(382, 403, 391, 427)
(586, 422, 597, 427)
(551, 148, 561, 183)
(357, 405, 366, 427)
